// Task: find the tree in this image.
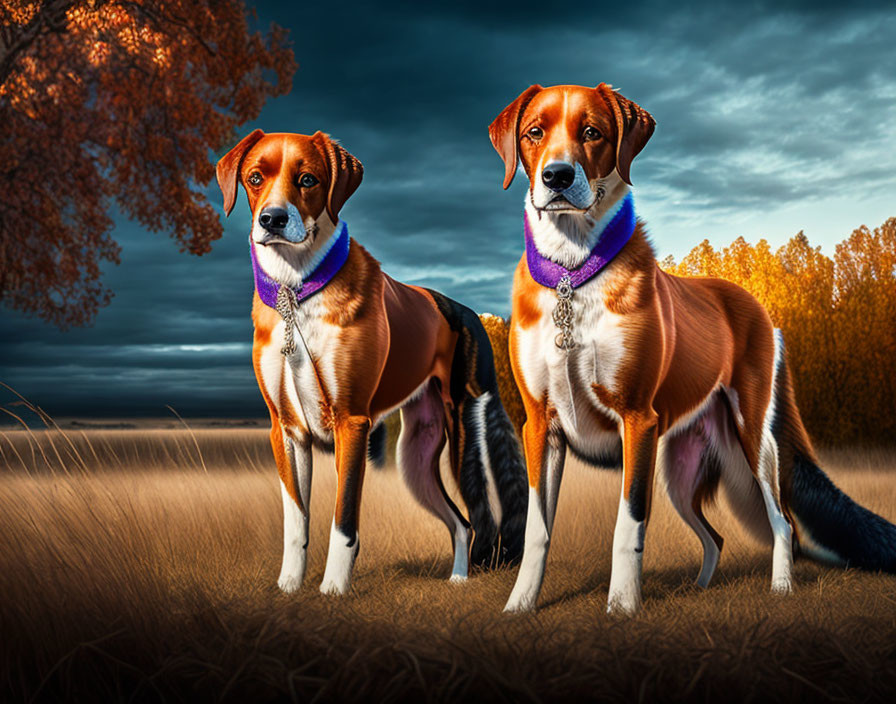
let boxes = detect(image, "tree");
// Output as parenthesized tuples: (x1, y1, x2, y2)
(0, 0, 296, 327)
(661, 219, 896, 446)
(479, 313, 525, 438)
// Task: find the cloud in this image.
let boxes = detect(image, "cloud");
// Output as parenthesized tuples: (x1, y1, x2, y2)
(2, 0, 895, 416)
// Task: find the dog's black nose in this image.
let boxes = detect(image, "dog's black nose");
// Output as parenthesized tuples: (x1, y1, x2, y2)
(542, 162, 576, 192)
(258, 206, 289, 231)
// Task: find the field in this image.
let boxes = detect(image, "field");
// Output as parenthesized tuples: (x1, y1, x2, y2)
(2, 426, 896, 703)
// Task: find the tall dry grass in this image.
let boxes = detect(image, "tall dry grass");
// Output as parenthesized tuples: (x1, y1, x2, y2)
(2, 425, 896, 702)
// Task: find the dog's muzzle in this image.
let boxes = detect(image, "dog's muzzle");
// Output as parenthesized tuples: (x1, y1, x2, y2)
(253, 202, 308, 245)
(533, 161, 595, 212)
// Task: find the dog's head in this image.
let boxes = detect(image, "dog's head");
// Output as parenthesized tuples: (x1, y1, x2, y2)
(216, 130, 363, 247)
(489, 84, 654, 212)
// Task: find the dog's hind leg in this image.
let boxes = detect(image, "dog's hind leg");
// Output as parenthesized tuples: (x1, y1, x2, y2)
(727, 330, 794, 594)
(456, 393, 500, 569)
(756, 427, 794, 593)
(660, 425, 723, 588)
(397, 381, 472, 582)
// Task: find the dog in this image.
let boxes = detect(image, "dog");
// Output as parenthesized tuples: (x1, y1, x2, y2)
(216, 130, 527, 595)
(488, 83, 896, 614)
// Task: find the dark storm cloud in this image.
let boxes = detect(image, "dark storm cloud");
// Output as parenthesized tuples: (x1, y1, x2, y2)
(2, 0, 894, 417)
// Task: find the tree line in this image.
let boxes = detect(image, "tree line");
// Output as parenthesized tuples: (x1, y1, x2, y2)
(483, 217, 896, 448)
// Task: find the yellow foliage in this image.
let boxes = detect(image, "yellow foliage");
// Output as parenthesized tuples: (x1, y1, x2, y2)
(479, 314, 526, 439)
(661, 218, 896, 445)
(480, 218, 896, 447)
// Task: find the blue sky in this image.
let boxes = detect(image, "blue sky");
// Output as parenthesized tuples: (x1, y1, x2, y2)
(2, 0, 895, 417)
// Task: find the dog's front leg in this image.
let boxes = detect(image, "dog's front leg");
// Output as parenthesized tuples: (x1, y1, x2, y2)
(504, 413, 566, 613)
(607, 411, 659, 615)
(320, 414, 371, 596)
(278, 431, 312, 593)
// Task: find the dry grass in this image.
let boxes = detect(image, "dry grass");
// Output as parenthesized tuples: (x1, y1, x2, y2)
(2, 428, 896, 702)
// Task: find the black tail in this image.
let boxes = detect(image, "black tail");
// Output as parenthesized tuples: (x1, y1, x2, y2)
(367, 422, 387, 469)
(770, 330, 896, 572)
(790, 456, 896, 571)
(425, 290, 528, 568)
(478, 390, 528, 566)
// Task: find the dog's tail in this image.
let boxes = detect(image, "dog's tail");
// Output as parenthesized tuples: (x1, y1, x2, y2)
(770, 330, 896, 571)
(425, 291, 528, 568)
(367, 422, 387, 469)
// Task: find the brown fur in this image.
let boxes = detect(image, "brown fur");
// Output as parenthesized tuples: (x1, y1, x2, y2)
(217, 130, 504, 586)
(497, 84, 784, 501)
(492, 83, 809, 611)
(220, 131, 462, 514)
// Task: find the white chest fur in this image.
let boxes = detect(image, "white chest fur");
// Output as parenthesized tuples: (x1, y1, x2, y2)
(515, 272, 626, 459)
(258, 294, 342, 442)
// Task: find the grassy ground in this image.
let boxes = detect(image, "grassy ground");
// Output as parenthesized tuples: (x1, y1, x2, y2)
(1, 428, 896, 702)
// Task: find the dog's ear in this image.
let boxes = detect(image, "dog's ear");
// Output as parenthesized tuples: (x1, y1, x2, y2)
(216, 129, 265, 216)
(312, 132, 364, 223)
(489, 85, 543, 189)
(596, 84, 655, 185)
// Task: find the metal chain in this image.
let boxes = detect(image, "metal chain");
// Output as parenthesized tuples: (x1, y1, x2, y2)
(275, 286, 299, 356)
(552, 274, 575, 350)
(273, 284, 333, 423)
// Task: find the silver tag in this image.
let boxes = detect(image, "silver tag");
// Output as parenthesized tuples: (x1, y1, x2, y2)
(275, 286, 299, 357)
(552, 274, 575, 350)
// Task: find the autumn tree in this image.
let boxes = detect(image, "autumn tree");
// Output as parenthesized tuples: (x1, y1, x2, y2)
(0, 0, 296, 327)
(662, 218, 896, 446)
(479, 313, 525, 438)
(828, 218, 896, 443)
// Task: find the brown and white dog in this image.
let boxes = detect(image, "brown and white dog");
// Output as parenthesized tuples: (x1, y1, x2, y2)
(489, 84, 896, 614)
(216, 130, 527, 595)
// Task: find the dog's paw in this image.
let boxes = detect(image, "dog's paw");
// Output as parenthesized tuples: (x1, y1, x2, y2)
(606, 592, 642, 616)
(771, 578, 793, 595)
(319, 577, 350, 596)
(278, 574, 304, 594)
(503, 596, 537, 614)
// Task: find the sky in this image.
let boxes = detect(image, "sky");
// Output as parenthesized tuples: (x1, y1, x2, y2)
(1, 0, 895, 418)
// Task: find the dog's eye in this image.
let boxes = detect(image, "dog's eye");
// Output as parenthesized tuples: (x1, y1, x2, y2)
(247, 172, 263, 187)
(583, 126, 602, 142)
(299, 173, 319, 188)
(526, 126, 544, 141)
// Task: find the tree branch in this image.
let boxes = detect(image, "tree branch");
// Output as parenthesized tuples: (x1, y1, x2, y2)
(116, 0, 218, 57)
(0, 0, 77, 85)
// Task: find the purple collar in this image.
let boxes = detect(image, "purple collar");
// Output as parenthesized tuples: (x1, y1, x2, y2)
(524, 193, 636, 289)
(250, 221, 351, 309)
